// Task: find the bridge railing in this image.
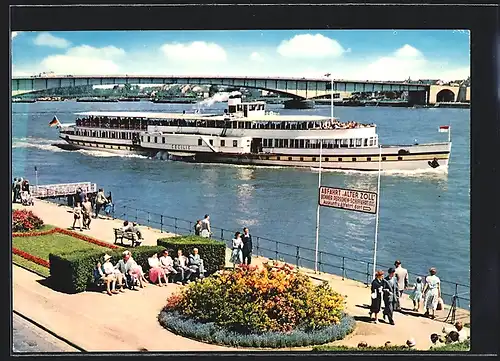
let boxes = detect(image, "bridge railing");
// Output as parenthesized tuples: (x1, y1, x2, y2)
(110, 203, 470, 310)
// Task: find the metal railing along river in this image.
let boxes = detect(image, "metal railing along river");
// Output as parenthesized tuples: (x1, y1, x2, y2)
(106, 203, 469, 311)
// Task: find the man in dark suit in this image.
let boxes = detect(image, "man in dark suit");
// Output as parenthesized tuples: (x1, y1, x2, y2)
(241, 227, 253, 265)
(383, 267, 397, 325)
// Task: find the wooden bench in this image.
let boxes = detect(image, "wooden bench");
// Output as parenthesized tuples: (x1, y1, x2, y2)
(113, 228, 142, 247)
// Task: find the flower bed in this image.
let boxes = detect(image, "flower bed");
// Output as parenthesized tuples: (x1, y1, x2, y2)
(12, 209, 44, 232)
(159, 261, 356, 348)
(12, 247, 50, 268)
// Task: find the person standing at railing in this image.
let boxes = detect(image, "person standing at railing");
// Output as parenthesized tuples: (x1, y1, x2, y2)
(194, 220, 202, 236)
(241, 227, 253, 265)
(94, 188, 108, 218)
(230, 232, 243, 268)
(200, 214, 211, 238)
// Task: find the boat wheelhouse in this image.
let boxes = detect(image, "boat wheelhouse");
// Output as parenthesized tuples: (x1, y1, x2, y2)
(54, 96, 451, 171)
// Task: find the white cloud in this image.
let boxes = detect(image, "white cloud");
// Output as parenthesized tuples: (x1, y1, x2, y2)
(12, 32, 18, 39)
(249, 52, 264, 62)
(39, 45, 126, 75)
(160, 41, 227, 62)
(33, 32, 71, 48)
(277, 34, 347, 58)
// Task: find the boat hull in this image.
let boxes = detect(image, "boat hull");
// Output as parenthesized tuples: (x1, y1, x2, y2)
(153, 148, 450, 171)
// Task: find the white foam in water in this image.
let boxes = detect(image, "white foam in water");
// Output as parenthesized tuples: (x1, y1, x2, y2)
(76, 149, 148, 159)
(310, 167, 448, 179)
(12, 141, 67, 153)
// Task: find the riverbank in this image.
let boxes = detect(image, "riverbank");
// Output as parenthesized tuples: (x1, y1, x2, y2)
(12, 199, 469, 351)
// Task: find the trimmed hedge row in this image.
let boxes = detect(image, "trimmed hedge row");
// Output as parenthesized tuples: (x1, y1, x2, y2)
(157, 235, 226, 275)
(49, 246, 165, 293)
(158, 310, 356, 348)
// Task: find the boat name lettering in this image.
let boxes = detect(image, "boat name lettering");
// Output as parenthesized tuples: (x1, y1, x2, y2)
(170, 144, 191, 150)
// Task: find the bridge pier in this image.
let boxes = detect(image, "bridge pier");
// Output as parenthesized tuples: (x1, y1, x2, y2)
(283, 99, 315, 109)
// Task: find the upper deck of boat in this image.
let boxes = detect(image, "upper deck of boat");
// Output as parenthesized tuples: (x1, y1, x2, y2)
(75, 111, 375, 127)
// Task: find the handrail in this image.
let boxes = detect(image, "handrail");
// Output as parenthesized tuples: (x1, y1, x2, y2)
(55, 201, 462, 307)
(108, 203, 470, 307)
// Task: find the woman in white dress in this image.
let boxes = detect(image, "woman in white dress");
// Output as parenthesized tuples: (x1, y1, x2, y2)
(423, 267, 441, 319)
(230, 231, 243, 267)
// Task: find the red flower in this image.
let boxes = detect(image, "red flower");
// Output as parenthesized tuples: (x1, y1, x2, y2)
(12, 247, 50, 268)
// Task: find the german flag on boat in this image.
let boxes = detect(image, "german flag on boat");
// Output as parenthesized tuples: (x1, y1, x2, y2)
(48, 116, 61, 127)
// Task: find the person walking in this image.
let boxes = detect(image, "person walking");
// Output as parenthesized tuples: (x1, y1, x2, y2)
(241, 227, 253, 265)
(423, 267, 441, 319)
(382, 267, 397, 325)
(81, 196, 93, 230)
(12, 178, 18, 203)
(72, 202, 83, 231)
(230, 231, 243, 267)
(200, 214, 211, 238)
(369, 270, 385, 323)
(394, 260, 408, 311)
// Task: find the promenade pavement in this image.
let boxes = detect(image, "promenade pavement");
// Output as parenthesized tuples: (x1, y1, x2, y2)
(13, 199, 470, 351)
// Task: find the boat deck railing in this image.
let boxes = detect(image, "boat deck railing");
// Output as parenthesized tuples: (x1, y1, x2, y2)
(107, 203, 469, 310)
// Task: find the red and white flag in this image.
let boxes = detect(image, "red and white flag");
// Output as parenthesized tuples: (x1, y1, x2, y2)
(439, 125, 450, 133)
(48, 116, 61, 127)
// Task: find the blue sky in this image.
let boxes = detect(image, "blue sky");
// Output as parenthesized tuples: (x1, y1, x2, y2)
(11, 30, 470, 81)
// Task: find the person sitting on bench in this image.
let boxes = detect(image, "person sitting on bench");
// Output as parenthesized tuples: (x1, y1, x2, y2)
(188, 248, 205, 279)
(174, 249, 192, 285)
(96, 254, 124, 295)
(121, 221, 144, 242)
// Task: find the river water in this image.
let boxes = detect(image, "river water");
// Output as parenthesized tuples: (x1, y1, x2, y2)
(12, 101, 470, 305)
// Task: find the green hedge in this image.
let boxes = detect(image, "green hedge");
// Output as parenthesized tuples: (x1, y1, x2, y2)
(157, 235, 226, 275)
(49, 246, 165, 293)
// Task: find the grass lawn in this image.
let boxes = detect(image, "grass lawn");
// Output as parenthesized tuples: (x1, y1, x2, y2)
(13, 232, 110, 261)
(12, 254, 50, 277)
(12, 228, 112, 277)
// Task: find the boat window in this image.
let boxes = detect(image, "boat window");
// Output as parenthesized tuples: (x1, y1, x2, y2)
(291, 123, 297, 130)
(154, 137, 158, 143)
(364, 138, 368, 147)
(237, 104, 243, 112)
(299, 139, 305, 148)
(209, 139, 214, 146)
(369, 138, 374, 146)
(231, 122, 237, 129)
(302, 122, 308, 130)
(349, 139, 355, 148)
(147, 136, 151, 143)
(341, 139, 348, 148)
(208, 120, 215, 128)
(305, 140, 311, 148)
(269, 122, 275, 130)
(273, 139, 279, 148)
(283, 139, 289, 148)
(162, 137, 165, 144)
(221, 139, 225, 147)
(252, 122, 257, 129)
(198, 139, 202, 146)
(238, 122, 244, 129)
(356, 138, 362, 147)
(279, 139, 284, 148)
(141, 136, 144, 142)
(263, 139, 268, 147)
(245, 122, 251, 129)
(233, 140, 238, 147)
(327, 140, 334, 149)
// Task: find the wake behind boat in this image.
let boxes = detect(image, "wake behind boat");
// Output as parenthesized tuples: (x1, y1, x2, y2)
(49, 95, 452, 171)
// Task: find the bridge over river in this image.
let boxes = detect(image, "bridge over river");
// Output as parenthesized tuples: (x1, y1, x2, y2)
(12, 75, 469, 106)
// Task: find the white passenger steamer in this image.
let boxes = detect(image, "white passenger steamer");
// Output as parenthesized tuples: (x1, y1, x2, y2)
(53, 95, 451, 171)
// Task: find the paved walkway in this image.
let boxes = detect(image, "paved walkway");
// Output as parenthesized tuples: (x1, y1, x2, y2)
(13, 200, 470, 351)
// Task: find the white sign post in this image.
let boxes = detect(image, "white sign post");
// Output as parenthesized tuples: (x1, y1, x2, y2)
(317, 144, 382, 280)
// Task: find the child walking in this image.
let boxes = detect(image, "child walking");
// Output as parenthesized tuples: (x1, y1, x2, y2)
(409, 276, 423, 311)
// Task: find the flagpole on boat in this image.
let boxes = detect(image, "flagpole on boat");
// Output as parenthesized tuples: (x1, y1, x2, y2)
(372, 143, 382, 280)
